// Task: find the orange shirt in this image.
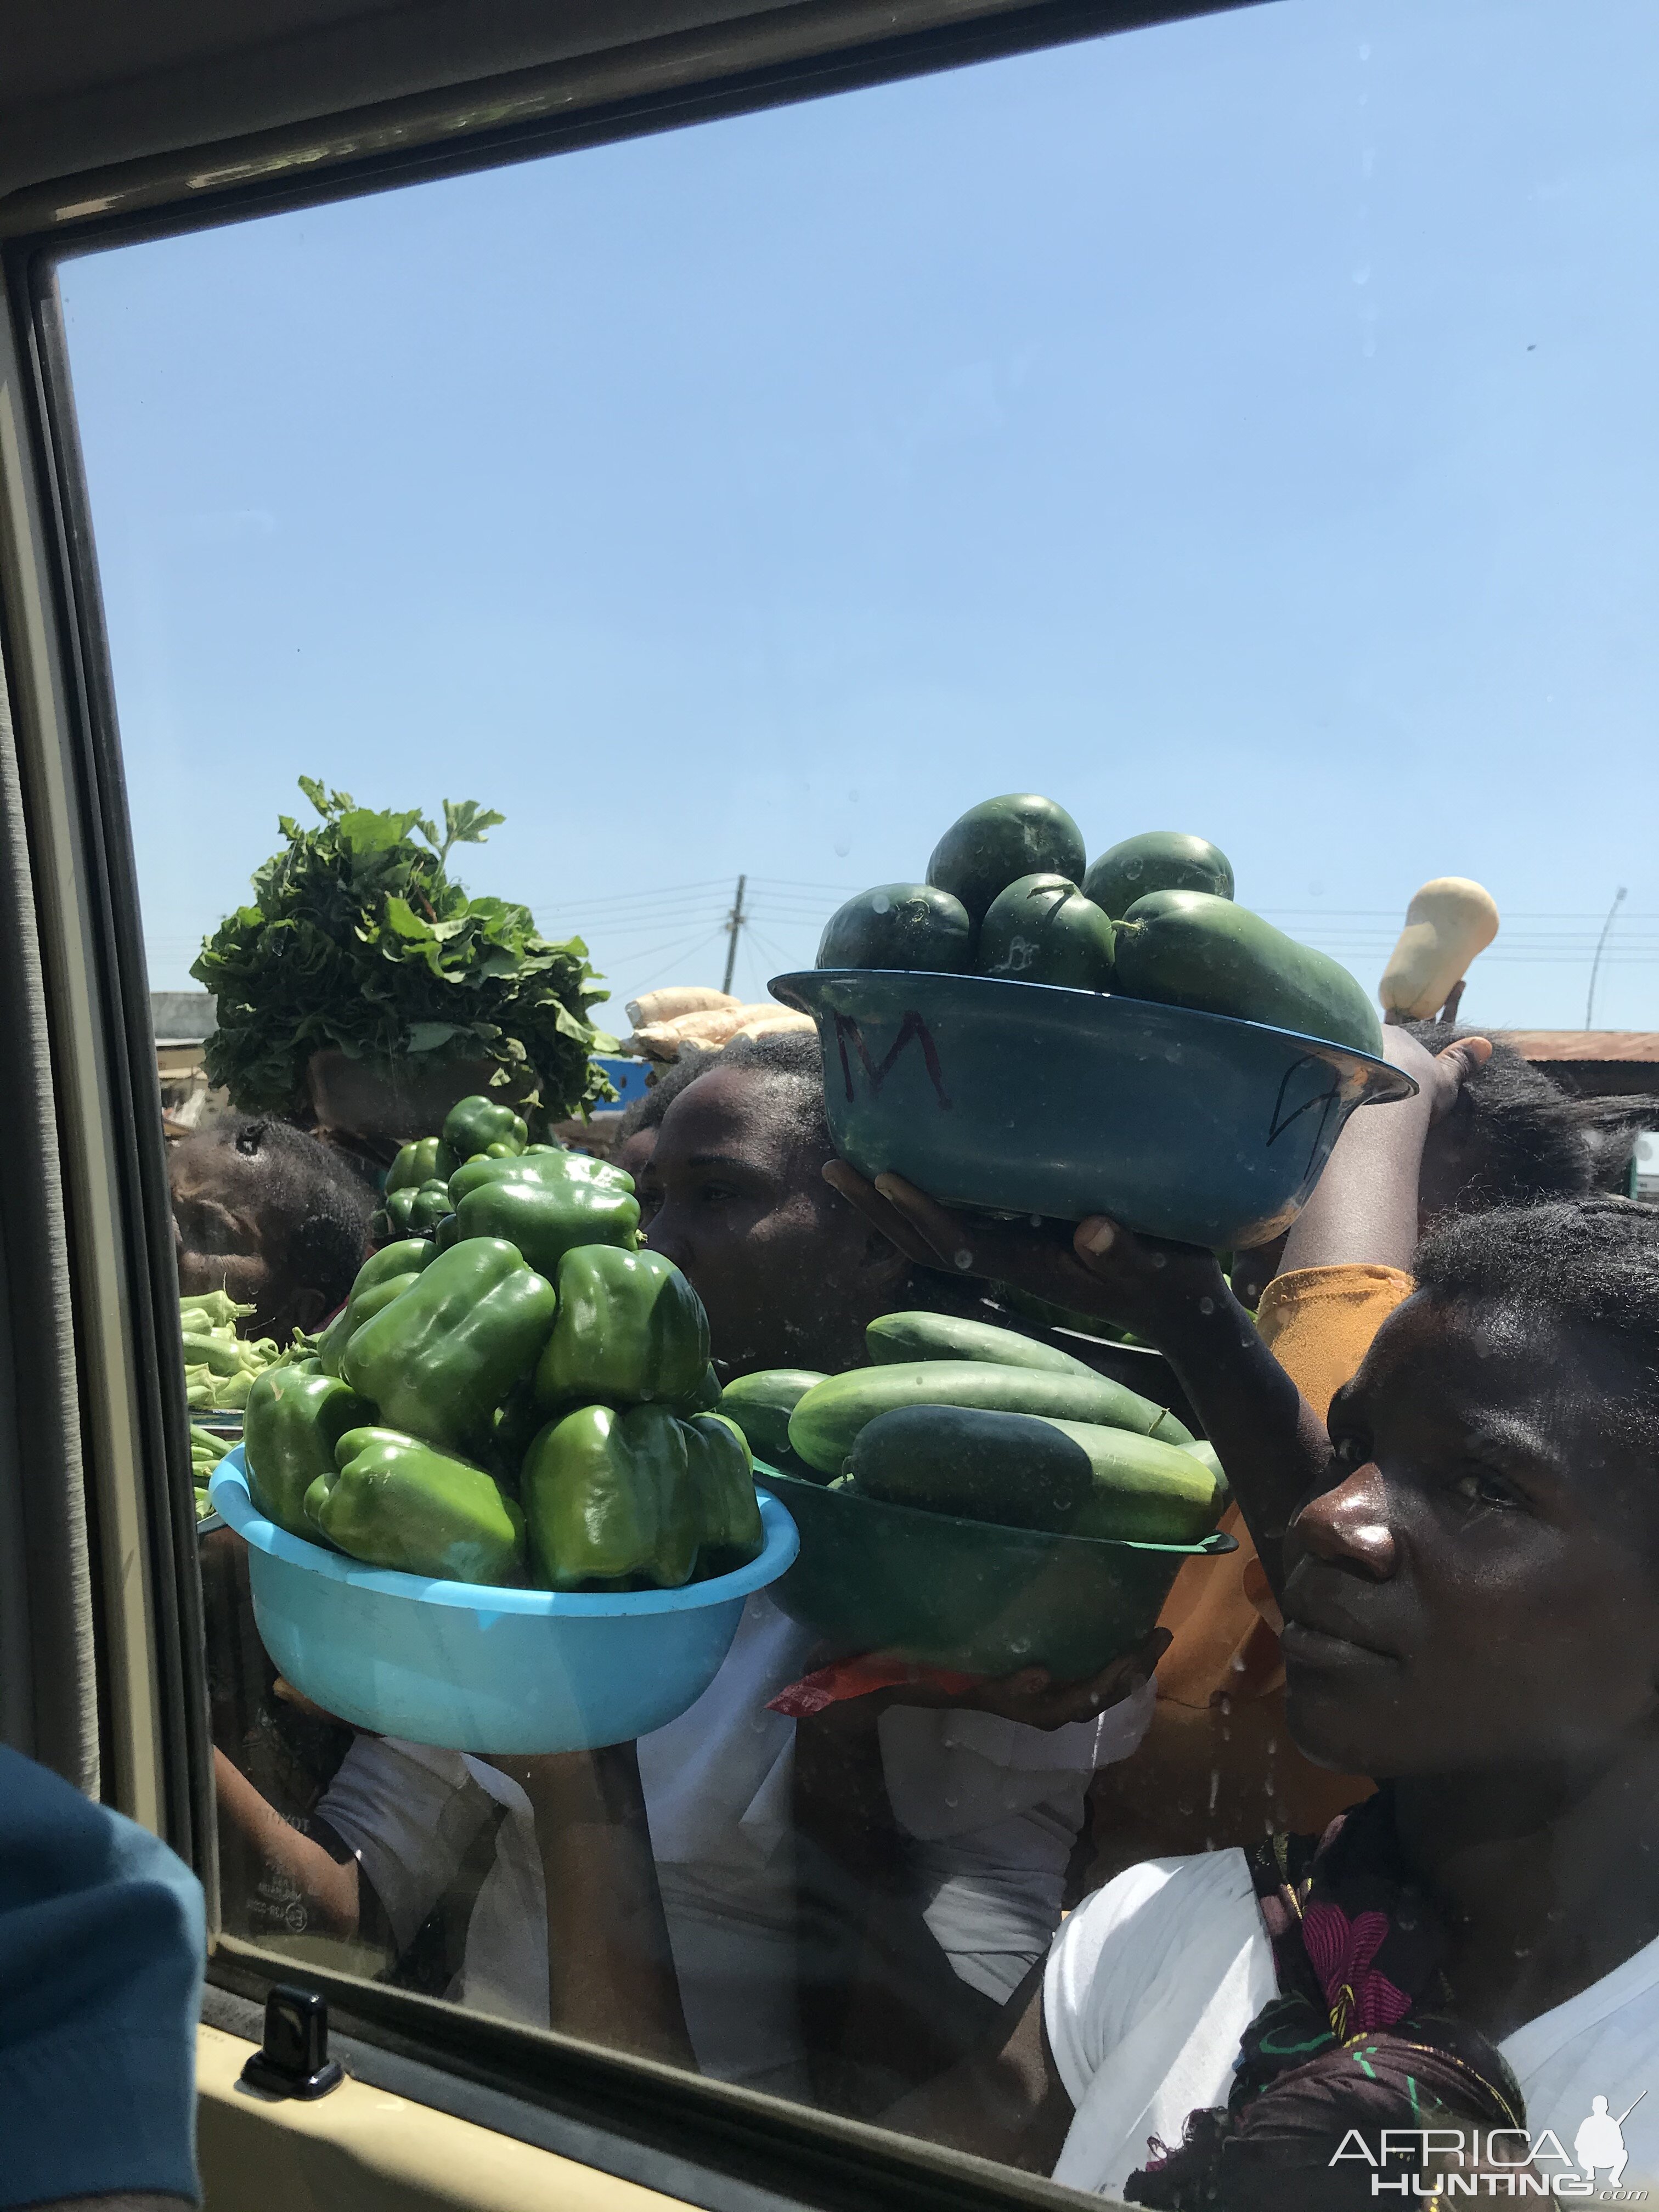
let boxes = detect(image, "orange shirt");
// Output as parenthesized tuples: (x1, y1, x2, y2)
(1082, 1263, 1414, 1886)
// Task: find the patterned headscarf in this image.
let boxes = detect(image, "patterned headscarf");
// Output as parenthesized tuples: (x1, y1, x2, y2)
(1122, 1792, 1527, 2210)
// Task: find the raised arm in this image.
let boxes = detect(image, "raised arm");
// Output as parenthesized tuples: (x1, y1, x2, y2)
(486, 1745, 695, 2067)
(1278, 1028, 1490, 1272)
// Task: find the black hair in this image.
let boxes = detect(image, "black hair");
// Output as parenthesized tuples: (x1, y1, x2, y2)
(1404, 1020, 1635, 1205)
(1414, 1194, 1659, 1447)
(611, 1047, 718, 1146)
(713, 1031, 836, 1163)
(193, 1116, 373, 1312)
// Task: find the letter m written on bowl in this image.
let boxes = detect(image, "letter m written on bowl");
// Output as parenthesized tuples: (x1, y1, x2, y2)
(1265, 1053, 1345, 1180)
(832, 1010, 953, 1112)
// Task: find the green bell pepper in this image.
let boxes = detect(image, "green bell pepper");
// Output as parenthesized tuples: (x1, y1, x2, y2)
(443, 1094, 529, 1161)
(522, 1402, 699, 1589)
(244, 1366, 374, 1538)
(342, 1237, 557, 1455)
(447, 1148, 633, 1207)
(320, 1240, 437, 1375)
(308, 1426, 524, 1583)
(690, 1412, 765, 1570)
(454, 1167, 639, 1280)
(534, 1246, 708, 1411)
(382, 1178, 452, 1239)
(521, 1402, 762, 1589)
(675, 1362, 723, 1415)
(386, 1136, 458, 1194)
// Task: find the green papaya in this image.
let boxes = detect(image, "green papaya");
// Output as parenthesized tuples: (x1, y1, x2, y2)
(1084, 832, 1234, 919)
(718, 1368, 828, 1462)
(866, 1310, 1097, 1377)
(817, 884, 973, 973)
(787, 1358, 1193, 1476)
(926, 796, 1087, 924)
(1114, 890, 1383, 1057)
(977, 874, 1115, 991)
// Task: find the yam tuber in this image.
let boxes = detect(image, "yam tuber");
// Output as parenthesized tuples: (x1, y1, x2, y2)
(625, 986, 740, 1030)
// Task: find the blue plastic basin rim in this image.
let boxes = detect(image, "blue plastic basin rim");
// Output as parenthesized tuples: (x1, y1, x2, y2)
(770, 969, 1419, 1099)
(210, 1448, 799, 1616)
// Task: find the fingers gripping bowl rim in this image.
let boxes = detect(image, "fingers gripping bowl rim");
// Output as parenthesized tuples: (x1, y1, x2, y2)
(771, 969, 1417, 1249)
(210, 1448, 798, 1754)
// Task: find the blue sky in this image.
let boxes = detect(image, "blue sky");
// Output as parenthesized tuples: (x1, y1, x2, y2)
(59, 0, 1659, 1032)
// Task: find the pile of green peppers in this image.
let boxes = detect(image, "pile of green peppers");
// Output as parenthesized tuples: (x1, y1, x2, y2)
(243, 1094, 763, 1593)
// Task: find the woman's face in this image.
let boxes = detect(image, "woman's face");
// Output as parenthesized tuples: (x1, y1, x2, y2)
(1282, 1293, 1659, 1783)
(642, 1065, 905, 1375)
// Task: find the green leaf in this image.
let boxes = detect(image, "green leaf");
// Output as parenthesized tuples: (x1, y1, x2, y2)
(439, 799, 507, 862)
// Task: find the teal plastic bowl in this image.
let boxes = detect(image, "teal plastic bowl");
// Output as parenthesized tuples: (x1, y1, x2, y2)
(211, 1449, 798, 1754)
(754, 1459, 1235, 1680)
(771, 969, 1414, 1248)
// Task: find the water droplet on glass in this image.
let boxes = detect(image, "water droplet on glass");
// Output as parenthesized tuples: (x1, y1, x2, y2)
(872, 894, 890, 915)
(1199, 1296, 1215, 1316)
(834, 839, 850, 857)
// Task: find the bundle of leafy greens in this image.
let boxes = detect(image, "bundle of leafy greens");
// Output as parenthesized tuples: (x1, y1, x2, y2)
(193, 781, 616, 1121)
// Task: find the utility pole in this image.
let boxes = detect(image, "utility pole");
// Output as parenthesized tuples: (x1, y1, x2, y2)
(1585, 884, 1627, 1030)
(721, 874, 747, 995)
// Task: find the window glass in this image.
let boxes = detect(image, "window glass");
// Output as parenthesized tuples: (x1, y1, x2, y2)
(58, 0, 1659, 2195)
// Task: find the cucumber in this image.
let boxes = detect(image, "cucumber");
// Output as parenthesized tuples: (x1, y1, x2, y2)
(1114, 890, 1383, 1057)
(926, 795, 1086, 924)
(867, 1310, 1098, 1377)
(719, 1368, 828, 1462)
(977, 874, 1115, 991)
(1084, 832, 1234, 919)
(1182, 1438, 1228, 1499)
(847, 1406, 1093, 1529)
(817, 883, 973, 973)
(1032, 1417, 1225, 1541)
(787, 1358, 1193, 1475)
(845, 1404, 1223, 1543)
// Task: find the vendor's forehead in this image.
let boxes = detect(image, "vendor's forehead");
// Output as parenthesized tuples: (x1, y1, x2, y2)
(1355, 1293, 1642, 1456)
(653, 1067, 803, 1165)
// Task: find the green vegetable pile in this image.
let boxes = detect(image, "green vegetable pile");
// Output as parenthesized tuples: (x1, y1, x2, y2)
(723, 1308, 1226, 1547)
(816, 798, 1381, 1057)
(241, 1096, 763, 1592)
(182, 1289, 286, 1412)
(193, 780, 617, 1124)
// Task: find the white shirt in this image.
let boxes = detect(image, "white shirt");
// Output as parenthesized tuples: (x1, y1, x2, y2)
(319, 1593, 1155, 2084)
(1045, 1850, 1659, 2200)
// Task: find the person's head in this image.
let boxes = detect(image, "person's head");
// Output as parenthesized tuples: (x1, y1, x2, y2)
(170, 1116, 373, 1338)
(609, 1050, 715, 1187)
(641, 1032, 915, 1374)
(1281, 1196, 1659, 1787)
(1405, 1019, 1624, 1224)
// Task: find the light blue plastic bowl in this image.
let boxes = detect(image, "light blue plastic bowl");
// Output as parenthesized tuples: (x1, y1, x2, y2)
(210, 1448, 799, 1754)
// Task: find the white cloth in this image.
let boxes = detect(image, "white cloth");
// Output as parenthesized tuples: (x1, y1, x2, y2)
(1043, 1848, 1659, 2200)
(319, 1595, 1156, 2079)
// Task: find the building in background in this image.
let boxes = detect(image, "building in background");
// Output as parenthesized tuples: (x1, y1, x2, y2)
(151, 991, 223, 1139)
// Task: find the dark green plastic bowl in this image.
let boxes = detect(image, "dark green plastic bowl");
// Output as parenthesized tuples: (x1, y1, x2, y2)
(771, 968, 1414, 1248)
(754, 1459, 1236, 1680)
